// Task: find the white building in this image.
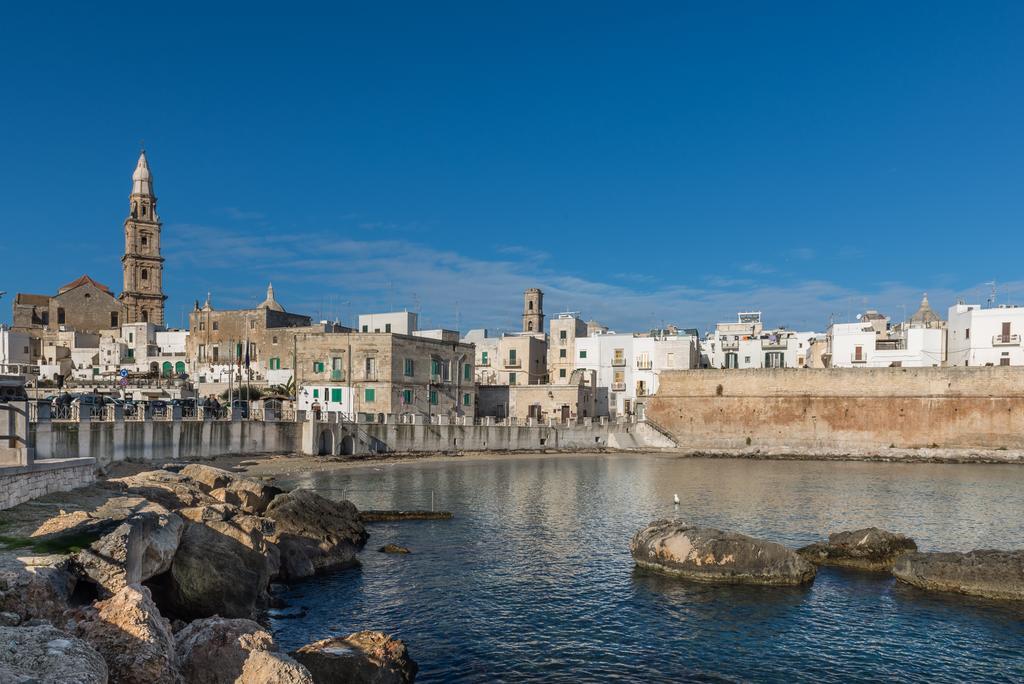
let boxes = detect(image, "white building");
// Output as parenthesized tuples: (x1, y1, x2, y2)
(358, 311, 418, 335)
(575, 328, 699, 417)
(704, 312, 817, 369)
(947, 302, 1024, 367)
(827, 296, 945, 368)
(297, 383, 354, 415)
(0, 329, 32, 367)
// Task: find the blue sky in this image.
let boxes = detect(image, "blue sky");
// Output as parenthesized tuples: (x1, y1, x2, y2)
(2, 3, 1023, 334)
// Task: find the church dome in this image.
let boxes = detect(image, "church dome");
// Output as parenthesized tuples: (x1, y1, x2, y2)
(258, 283, 285, 312)
(910, 293, 941, 327)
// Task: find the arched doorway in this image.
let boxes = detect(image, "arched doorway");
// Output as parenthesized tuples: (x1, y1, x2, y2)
(175, 361, 186, 375)
(318, 430, 334, 456)
(340, 434, 355, 456)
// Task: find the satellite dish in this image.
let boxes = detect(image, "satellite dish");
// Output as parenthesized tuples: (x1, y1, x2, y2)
(855, 314, 862, 321)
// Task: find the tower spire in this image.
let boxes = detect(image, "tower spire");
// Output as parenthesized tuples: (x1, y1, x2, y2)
(121, 148, 167, 325)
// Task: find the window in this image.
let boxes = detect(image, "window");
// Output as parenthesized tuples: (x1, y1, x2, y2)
(362, 325, 369, 332)
(481, 351, 488, 364)
(250, 320, 256, 330)
(560, 330, 567, 340)
(332, 357, 343, 371)
(313, 389, 319, 398)
(111, 312, 119, 327)
(57, 308, 65, 325)
(579, 350, 587, 359)
(402, 389, 413, 404)
(365, 357, 376, 378)
(463, 363, 471, 381)
(854, 346, 863, 362)
(404, 359, 414, 377)
(269, 357, 281, 370)
(527, 322, 534, 331)
(509, 372, 517, 385)
(559, 349, 566, 358)
(364, 388, 376, 402)
(559, 369, 566, 378)
(272, 336, 279, 344)
(744, 356, 750, 364)
(128, 332, 134, 343)
(385, 323, 392, 333)
(666, 352, 675, 367)
(509, 349, 517, 363)
(212, 322, 219, 331)
(331, 388, 343, 403)
(141, 269, 148, 281)
(141, 235, 148, 247)
(529, 301, 534, 311)
(313, 361, 325, 373)
(198, 344, 206, 361)
(966, 328, 970, 339)
(463, 393, 471, 406)
(199, 321, 205, 332)
(431, 359, 441, 376)
(430, 390, 438, 405)
(212, 346, 219, 362)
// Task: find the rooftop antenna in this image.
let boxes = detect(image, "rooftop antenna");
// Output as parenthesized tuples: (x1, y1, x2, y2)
(455, 301, 461, 334)
(986, 281, 997, 307)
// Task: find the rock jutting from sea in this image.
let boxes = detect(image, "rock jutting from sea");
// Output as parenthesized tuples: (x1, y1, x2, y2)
(630, 519, 817, 586)
(892, 549, 1024, 601)
(797, 527, 918, 571)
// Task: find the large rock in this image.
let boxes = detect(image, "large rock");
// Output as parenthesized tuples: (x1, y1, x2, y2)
(71, 584, 177, 684)
(292, 631, 417, 684)
(175, 616, 274, 683)
(797, 527, 917, 571)
(265, 489, 368, 580)
(0, 562, 76, 624)
(106, 470, 219, 511)
(630, 519, 816, 586)
(892, 549, 1024, 601)
(0, 624, 108, 684)
(74, 509, 184, 596)
(237, 651, 314, 684)
(155, 519, 275, 620)
(181, 465, 283, 515)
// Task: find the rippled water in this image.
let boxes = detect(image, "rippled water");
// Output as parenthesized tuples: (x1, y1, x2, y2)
(270, 454, 1024, 682)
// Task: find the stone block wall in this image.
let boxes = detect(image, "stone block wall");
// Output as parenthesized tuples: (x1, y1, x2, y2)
(0, 459, 96, 510)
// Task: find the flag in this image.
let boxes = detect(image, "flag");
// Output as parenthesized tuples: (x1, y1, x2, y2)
(244, 343, 250, 369)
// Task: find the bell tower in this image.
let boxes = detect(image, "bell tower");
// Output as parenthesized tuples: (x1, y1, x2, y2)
(120, 149, 166, 325)
(522, 288, 544, 333)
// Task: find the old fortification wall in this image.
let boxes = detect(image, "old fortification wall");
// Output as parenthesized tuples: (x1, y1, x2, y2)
(647, 367, 1024, 453)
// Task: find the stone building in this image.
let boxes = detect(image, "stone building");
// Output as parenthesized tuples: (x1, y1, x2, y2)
(477, 369, 597, 422)
(186, 286, 335, 383)
(548, 313, 588, 384)
(12, 276, 123, 337)
(119, 150, 167, 325)
(293, 331, 476, 420)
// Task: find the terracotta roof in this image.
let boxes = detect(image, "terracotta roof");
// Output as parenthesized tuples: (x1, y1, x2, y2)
(58, 275, 114, 295)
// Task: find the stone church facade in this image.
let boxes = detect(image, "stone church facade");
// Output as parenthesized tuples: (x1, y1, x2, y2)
(12, 151, 167, 338)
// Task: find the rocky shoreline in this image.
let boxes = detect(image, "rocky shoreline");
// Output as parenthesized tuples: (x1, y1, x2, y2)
(0, 464, 418, 683)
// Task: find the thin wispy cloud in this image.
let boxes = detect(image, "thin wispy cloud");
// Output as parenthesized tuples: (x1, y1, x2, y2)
(162, 223, 1022, 335)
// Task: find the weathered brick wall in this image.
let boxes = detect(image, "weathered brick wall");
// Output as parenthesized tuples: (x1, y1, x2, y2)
(647, 367, 1024, 451)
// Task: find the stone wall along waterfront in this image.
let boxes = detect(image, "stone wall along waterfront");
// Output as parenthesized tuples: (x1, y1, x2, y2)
(646, 366, 1024, 453)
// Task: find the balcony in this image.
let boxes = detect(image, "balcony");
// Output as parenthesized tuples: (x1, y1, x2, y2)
(330, 370, 343, 381)
(761, 338, 788, 350)
(478, 358, 490, 366)
(720, 339, 739, 350)
(636, 360, 652, 370)
(851, 354, 867, 364)
(611, 358, 626, 367)
(609, 382, 625, 392)
(992, 334, 1021, 346)
(505, 359, 521, 368)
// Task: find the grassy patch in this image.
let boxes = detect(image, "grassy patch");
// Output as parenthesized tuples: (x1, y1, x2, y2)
(0, 529, 102, 555)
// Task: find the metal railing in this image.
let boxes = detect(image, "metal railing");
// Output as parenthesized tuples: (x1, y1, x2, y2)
(611, 382, 626, 392)
(636, 360, 652, 370)
(611, 358, 626, 367)
(851, 354, 867, 364)
(992, 334, 1021, 346)
(52, 404, 78, 421)
(504, 359, 521, 368)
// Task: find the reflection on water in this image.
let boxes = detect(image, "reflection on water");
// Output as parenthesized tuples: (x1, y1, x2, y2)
(272, 454, 1024, 683)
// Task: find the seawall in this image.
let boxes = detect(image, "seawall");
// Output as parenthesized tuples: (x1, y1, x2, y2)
(647, 367, 1024, 455)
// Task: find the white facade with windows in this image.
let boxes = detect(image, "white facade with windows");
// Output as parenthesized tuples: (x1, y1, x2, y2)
(828, 323, 944, 368)
(703, 313, 817, 369)
(358, 311, 418, 335)
(946, 303, 1024, 367)
(575, 330, 698, 417)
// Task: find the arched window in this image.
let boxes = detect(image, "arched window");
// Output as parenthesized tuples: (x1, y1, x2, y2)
(141, 204, 147, 217)
(141, 310, 149, 323)
(527, 321, 534, 331)
(141, 269, 148, 281)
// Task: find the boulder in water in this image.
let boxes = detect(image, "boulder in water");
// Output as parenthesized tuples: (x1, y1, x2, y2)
(292, 631, 417, 684)
(237, 650, 314, 684)
(630, 519, 816, 586)
(174, 616, 274, 683)
(264, 489, 368, 580)
(798, 527, 917, 571)
(892, 549, 1024, 601)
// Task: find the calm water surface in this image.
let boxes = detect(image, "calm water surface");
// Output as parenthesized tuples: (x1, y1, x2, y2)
(271, 454, 1024, 682)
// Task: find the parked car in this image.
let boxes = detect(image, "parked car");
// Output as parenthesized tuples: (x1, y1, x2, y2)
(149, 400, 169, 417)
